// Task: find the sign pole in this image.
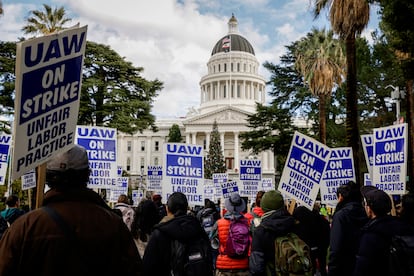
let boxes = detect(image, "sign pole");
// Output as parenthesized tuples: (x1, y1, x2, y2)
(35, 163, 46, 209)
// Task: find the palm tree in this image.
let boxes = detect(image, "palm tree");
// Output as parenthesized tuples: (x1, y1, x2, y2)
(314, 0, 370, 184)
(294, 28, 345, 145)
(22, 4, 71, 36)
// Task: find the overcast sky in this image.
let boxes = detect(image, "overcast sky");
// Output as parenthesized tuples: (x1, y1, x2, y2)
(1, 0, 381, 119)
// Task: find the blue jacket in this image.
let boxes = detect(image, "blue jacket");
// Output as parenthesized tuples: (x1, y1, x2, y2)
(0, 208, 25, 224)
(353, 215, 413, 276)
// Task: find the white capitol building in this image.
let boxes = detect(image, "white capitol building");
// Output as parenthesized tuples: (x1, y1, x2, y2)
(117, 15, 308, 190)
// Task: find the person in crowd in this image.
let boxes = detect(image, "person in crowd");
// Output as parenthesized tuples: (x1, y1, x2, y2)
(293, 205, 330, 276)
(245, 191, 265, 234)
(399, 192, 414, 227)
(142, 192, 211, 275)
(211, 192, 250, 276)
(353, 186, 413, 275)
(0, 195, 25, 225)
(0, 145, 142, 276)
(328, 181, 368, 276)
(152, 193, 167, 222)
(197, 198, 220, 236)
(131, 198, 159, 257)
(197, 198, 221, 270)
(114, 194, 136, 231)
(249, 190, 297, 276)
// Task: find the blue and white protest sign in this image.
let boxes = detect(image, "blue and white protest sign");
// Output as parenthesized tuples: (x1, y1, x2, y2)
(240, 159, 262, 181)
(239, 159, 261, 199)
(162, 143, 204, 206)
(372, 124, 407, 195)
(364, 173, 372, 186)
(147, 165, 162, 193)
(76, 126, 117, 189)
(221, 180, 239, 199)
(261, 178, 274, 192)
(204, 179, 215, 201)
(132, 189, 143, 207)
(320, 147, 355, 207)
(361, 134, 374, 177)
(278, 131, 331, 210)
(21, 169, 36, 190)
(109, 177, 129, 202)
(0, 134, 12, 185)
(12, 26, 88, 180)
(213, 173, 227, 200)
(213, 173, 228, 183)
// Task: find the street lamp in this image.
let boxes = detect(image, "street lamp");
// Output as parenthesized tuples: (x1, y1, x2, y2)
(386, 85, 405, 123)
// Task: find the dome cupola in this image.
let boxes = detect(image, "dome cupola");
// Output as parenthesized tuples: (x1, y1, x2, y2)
(211, 14, 255, 56)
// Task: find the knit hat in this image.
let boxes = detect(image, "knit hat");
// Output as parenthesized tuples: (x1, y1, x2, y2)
(261, 190, 284, 212)
(47, 145, 89, 172)
(225, 193, 246, 213)
(361, 186, 392, 216)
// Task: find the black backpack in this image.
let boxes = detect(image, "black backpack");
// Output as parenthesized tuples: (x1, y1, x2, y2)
(389, 234, 414, 276)
(170, 237, 214, 276)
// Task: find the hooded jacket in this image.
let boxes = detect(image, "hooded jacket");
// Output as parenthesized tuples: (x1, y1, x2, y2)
(0, 207, 25, 224)
(0, 188, 142, 276)
(249, 208, 296, 276)
(142, 213, 210, 276)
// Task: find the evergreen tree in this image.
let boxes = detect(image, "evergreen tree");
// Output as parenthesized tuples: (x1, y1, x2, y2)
(167, 124, 182, 142)
(204, 121, 226, 179)
(79, 41, 163, 133)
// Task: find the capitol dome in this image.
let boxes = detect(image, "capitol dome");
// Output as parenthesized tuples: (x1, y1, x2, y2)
(211, 14, 255, 56)
(211, 34, 255, 55)
(198, 14, 266, 115)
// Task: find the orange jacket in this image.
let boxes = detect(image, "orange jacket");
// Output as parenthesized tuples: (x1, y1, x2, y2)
(215, 216, 250, 270)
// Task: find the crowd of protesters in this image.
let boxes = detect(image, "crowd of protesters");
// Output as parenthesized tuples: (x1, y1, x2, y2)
(0, 146, 413, 276)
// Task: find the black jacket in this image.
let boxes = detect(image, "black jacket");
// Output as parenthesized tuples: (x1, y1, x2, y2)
(249, 208, 296, 276)
(353, 215, 413, 276)
(328, 201, 368, 276)
(142, 214, 209, 276)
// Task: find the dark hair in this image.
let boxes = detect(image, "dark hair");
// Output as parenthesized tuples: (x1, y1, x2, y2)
(255, 191, 265, 207)
(337, 181, 362, 202)
(46, 168, 90, 189)
(167, 192, 188, 216)
(335, 181, 362, 211)
(131, 199, 159, 241)
(5, 195, 19, 207)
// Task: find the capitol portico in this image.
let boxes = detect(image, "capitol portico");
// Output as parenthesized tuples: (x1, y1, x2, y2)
(117, 15, 276, 189)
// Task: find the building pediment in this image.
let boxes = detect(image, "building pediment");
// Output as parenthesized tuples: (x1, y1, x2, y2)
(183, 106, 252, 126)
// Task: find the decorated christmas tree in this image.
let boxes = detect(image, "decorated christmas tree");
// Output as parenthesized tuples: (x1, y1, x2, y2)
(204, 120, 226, 179)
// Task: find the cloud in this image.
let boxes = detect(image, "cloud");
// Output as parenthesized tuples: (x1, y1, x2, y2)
(1, 0, 380, 119)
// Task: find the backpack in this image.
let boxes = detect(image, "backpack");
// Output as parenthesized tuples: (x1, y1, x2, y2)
(170, 238, 214, 276)
(389, 234, 414, 276)
(224, 217, 250, 258)
(273, 232, 313, 276)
